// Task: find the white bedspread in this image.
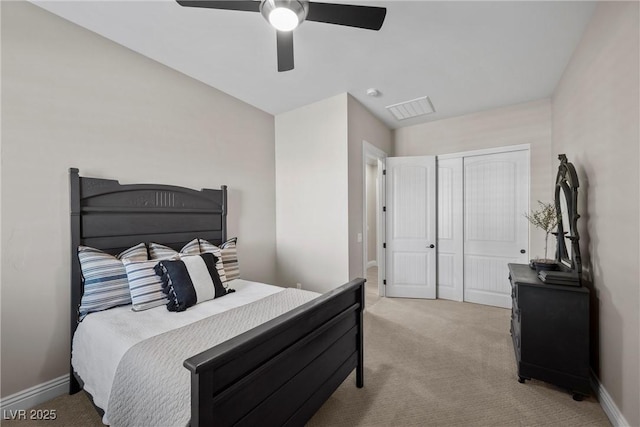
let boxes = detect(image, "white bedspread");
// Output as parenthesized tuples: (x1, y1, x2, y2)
(71, 279, 286, 424)
(107, 288, 319, 427)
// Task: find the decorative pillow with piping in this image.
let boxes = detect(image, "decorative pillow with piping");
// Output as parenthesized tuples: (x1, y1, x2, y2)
(77, 243, 148, 319)
(148, 238, 200, 260)
(199, 237, 239, 281)
(124, 259, 170, 311)
(155, 253, 228, 312)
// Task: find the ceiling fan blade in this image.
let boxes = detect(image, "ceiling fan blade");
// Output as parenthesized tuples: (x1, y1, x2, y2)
(306, 2, 386, 30)
(176, 1, 260, 13)
(276, 31, 294, 72)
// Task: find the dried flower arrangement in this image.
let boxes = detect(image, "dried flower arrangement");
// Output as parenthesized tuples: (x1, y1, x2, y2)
(524, 200, 559, 263)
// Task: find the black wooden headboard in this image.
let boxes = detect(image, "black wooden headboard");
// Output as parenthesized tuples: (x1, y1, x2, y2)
(69, 167, 227, 331)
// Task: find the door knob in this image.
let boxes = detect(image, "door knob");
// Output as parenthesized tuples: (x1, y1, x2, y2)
(428, 244, 435, 249)
(520, 249, 526, 254)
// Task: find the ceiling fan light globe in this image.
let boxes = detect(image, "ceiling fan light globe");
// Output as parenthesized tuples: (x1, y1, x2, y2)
(260, 0, 308, 32)
(269, 8, 299, 31)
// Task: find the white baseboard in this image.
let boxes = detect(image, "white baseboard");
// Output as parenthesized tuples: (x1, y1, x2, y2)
(591, 371, 631, 427)
(366, 260, 378, 269)
(1, 375, 68, 413)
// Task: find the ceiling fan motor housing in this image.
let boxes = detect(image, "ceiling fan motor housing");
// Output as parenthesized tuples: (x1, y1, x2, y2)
(260, 0, 310, 30)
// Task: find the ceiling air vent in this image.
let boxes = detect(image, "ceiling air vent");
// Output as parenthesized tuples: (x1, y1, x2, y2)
(385, 96, 435, 121)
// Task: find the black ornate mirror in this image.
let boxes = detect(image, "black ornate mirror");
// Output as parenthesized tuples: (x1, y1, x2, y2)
(554, 154, 582, 277)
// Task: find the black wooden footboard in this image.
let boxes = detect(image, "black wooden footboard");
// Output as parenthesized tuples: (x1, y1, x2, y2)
(184, 278, 365, 427)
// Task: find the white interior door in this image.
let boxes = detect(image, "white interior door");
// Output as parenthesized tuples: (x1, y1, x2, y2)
(385, 156, 437, 299)
(436, 157, 464, 301)
(463, 150, 529, 308)
(376, 158, 386, 297)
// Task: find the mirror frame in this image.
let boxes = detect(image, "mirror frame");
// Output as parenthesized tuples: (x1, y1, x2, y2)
(554, 154, 582, 275)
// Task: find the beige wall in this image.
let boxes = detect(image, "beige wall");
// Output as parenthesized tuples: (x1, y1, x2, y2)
(394, 99, 554, 259)
(1, 2, 276, 397)
(347, 95, 392, 279)
(551, 2, 639, 425)
(275, 94, 350, 292)
(275, 94, 391, 290)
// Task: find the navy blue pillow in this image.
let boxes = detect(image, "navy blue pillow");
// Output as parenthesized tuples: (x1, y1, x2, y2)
(154, 253, 228, 312)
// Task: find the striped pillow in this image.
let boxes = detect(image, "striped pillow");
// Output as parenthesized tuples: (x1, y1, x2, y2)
(199, 237, 239, 281)
(123, 259, 169, 311)
(148, 238, 200, 260)
(155, 253, 228, 312)
(219, 238, 239, 281)
(77, 243, 148, 319)
(196, 240, 228, 286)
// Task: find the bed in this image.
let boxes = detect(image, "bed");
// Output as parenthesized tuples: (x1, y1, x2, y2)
(69, 168, 365, 426)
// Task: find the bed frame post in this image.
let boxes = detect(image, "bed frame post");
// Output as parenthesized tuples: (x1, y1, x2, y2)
(191, 371, 214, 426)
(69, 168, 82, 394)
(356, 279, 365, 388)
(221, 185, 227, 242)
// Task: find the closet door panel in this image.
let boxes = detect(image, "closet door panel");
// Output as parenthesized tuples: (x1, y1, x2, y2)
(463, 150, 529, 308)
(436, 158, 463, 301)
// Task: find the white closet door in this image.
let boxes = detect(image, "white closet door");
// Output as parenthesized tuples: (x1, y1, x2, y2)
(437, 158, 463, 301)
(463, 150, 529, 308)
(385, 156, 437, 299)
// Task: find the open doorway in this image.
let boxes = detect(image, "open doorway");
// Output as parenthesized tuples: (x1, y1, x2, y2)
(362, 141, 387, 302)
(365, 160, 379, 301)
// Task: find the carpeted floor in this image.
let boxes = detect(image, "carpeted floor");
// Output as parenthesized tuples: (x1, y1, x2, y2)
(3, 268, 610, 426)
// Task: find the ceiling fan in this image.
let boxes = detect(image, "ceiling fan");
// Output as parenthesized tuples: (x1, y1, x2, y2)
(176, 0, 387, 72)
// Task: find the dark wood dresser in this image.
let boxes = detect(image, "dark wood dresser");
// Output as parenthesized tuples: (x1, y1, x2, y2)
(508, 263, 591, 400)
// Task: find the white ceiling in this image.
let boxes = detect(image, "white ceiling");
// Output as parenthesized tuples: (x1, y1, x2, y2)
(33, 0, 595, 129)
